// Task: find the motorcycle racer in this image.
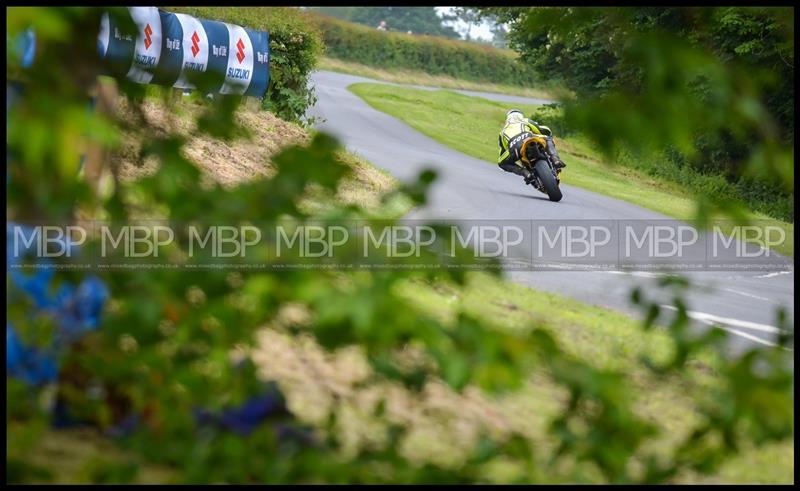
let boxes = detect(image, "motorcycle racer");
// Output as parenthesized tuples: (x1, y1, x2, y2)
(497, 109, 566, 183)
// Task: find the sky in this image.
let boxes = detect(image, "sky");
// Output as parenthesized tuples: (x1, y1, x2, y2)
(435, 7, 496, 42)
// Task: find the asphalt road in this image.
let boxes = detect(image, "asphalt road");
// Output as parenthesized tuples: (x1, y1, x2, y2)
(307, 70, 794, 353)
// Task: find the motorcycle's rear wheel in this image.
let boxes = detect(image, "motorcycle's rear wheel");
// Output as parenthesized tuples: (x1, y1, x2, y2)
(533, 159, 562, 202)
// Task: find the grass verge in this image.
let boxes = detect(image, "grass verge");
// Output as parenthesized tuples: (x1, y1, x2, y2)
(318, 56, 559, 101)
(392, 272, 793, 483)
(246, 270, 793, 483)
(348, 82, 794, 256)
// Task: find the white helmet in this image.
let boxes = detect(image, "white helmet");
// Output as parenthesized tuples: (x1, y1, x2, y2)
(505, 109, 525, 123)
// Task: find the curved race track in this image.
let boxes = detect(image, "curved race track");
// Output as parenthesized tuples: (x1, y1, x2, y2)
(307, 70, 794, 353)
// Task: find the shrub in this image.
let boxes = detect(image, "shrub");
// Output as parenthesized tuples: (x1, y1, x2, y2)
(170, 7, 323, 123)
(617, 150, 795, 222)
(311, 13, 540, 87)
(530, 103, 574, 137)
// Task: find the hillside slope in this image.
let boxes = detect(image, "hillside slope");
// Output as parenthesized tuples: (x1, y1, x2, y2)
(109, 96, 397, 213)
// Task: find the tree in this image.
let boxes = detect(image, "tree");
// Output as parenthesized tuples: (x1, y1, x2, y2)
(490, 23, 508, 49)
(446, 7, 481, 41)
(306, 7, 357, 22)
(481, 6, 794, 222)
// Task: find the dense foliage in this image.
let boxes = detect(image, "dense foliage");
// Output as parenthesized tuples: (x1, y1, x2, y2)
(6, 6, 794, 484)
(168, 6, 323, 124)
(310, 7, 460, 39)
(311, 13, 542, 88)
(483, 7, 794, 222)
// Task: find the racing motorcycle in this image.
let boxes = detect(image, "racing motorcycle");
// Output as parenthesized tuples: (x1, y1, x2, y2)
(519, 132, 563, 202)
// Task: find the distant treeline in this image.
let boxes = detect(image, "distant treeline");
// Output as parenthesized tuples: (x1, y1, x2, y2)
(311, 13, 540, 88)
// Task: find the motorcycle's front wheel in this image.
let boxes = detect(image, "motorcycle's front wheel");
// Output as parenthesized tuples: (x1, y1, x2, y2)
(533, 159, 562, 202)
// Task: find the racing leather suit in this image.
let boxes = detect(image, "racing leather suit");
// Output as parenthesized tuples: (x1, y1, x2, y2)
(497, 117, 563, 178)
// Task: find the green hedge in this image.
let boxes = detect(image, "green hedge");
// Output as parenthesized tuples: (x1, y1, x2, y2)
(312, 14, 540, 87)
(169, 7, 323, 123)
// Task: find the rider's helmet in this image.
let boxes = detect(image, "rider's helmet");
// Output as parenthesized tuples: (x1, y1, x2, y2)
(505, 109, 525, 124)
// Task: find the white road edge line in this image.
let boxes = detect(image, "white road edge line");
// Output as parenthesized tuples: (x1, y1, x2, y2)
(721, 288, 774, 303)
(660, 305, 791, 350)
(601, 271, 664, 279)
(716, 327, 781, 348)
(660, 305, 784, 334)
(755, 271, 792, 279)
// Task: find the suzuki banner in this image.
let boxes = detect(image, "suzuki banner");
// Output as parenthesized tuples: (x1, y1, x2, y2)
(97, 7, 270, 98)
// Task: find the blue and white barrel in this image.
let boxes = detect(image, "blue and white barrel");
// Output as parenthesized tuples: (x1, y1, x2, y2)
(97, 7, 270, 98)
